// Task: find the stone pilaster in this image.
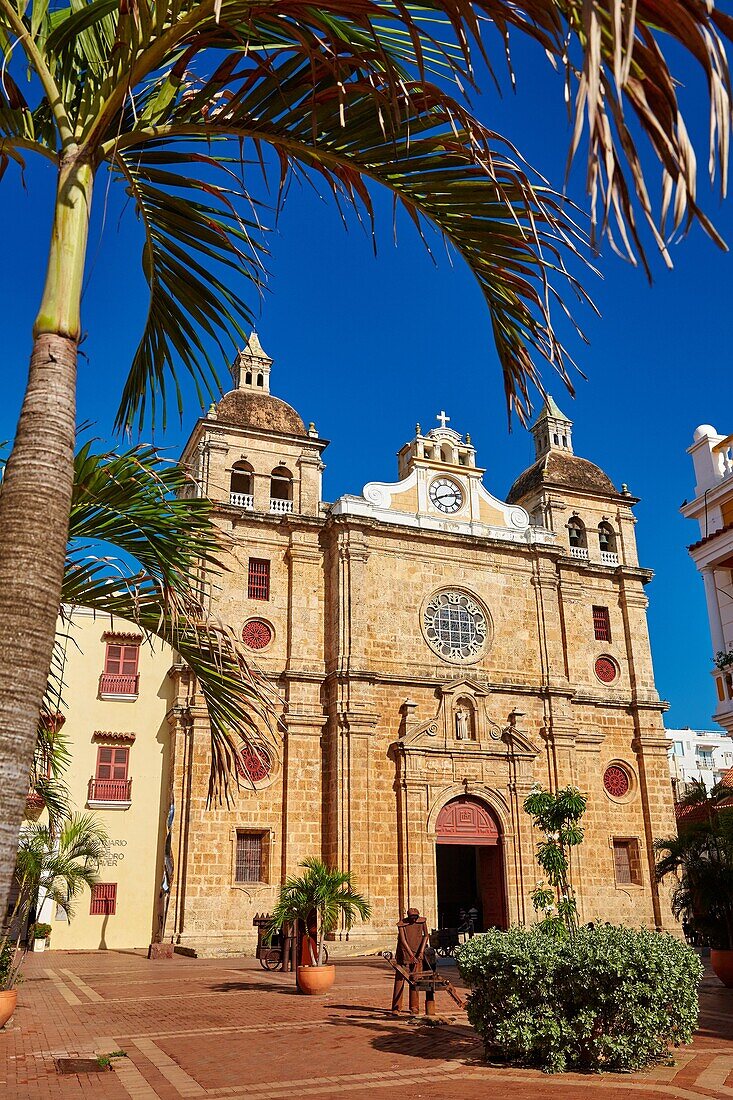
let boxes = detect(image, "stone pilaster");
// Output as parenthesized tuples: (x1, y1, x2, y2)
(280, 712, 326, 876)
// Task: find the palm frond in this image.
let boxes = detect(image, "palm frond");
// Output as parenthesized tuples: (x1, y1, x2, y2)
(64, 443, 280, 802)
(4, 0, 732, 418)
(110, 149, 269, 431)
(124, 67, 595, 422)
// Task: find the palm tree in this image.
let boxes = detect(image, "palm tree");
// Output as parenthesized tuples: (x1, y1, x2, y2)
(268, 858, 371, 968)
(2, 441, 280, 919)
(0, 0, 731, 926)
(1, 813, 108, 989)
(655, 780, 733, 949)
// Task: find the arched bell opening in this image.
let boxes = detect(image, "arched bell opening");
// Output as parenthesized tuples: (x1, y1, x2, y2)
(435, 795, 507, 932)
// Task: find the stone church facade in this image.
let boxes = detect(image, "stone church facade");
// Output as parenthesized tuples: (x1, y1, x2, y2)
(165, 335, 676, 955)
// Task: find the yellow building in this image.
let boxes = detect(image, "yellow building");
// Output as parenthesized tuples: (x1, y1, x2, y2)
(34, 607, 173, 950)
(44, 335, 677, 954)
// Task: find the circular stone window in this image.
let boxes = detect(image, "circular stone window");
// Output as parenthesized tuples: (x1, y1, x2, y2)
(237, 743, 273, 784)
(595, 655, 619, 684)
(603, 764, 630, 798)
(422, 589, 489, 663)
(242, 619, 273, 651)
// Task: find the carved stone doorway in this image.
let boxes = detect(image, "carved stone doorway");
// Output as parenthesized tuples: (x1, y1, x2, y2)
(435, 796, 507, 931)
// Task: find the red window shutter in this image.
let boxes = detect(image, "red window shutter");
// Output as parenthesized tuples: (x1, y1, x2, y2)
(248, 559, 270, 601)
(105, 645, 122, 674)
(593, 606, 612, 642)
(90, 883, 117, 915)
(120, 645, 139, 675)
(104, 642, 139, 674)
(111, 748, 129, 781)
(96, 747, 113, 780)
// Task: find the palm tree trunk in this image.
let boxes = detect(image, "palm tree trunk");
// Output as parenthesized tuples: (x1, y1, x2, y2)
(0, 152, 93, 921)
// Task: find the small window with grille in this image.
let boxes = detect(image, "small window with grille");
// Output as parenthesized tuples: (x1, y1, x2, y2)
(235, 831, 267, 884)
(248, 558, 270, 601)
(612, 839, 642, 886)
(593, 606, 612, 642)
(90, 883, 117, 915)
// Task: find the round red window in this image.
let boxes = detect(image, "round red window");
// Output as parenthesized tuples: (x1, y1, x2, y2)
(603, 764, 630, 798)
(595, 656, 618, 683)
(237, 743, 272, 783)
(242, 619, 272, 650)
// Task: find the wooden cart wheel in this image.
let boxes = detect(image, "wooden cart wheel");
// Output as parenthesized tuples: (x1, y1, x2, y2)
(261, 948, 282, 971)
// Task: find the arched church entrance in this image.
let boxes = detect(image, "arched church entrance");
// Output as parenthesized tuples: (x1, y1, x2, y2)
(435, 796, 507, 932)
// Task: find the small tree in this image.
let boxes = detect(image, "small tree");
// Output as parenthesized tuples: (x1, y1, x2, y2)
(268, 859, 371, 973)
(524, 784, 587, 936)
(1, 813, 108, 990)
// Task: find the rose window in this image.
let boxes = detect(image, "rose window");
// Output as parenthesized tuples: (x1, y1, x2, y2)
(595, 656, 618, 683)
(242, 619, 272, 650)
(423, 590, 488, 662)
(237, 744, 272, 783)
(603, 765, 630, 798)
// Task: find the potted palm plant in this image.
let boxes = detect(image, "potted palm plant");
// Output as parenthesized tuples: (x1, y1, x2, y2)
(656, 779, 733, 986)
(268, 858, 371, 995)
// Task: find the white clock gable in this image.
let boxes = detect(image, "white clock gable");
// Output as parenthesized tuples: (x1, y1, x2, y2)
(332, 412, 555, 547)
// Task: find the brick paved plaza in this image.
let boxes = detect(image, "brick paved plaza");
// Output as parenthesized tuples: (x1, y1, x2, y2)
(1, 950, 732, 1099)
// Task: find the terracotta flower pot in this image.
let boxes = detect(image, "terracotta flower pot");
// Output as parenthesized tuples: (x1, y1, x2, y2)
(297, 964, 335, 995)
(0, 990, 17, 1029)
(711, 949, 733, 988)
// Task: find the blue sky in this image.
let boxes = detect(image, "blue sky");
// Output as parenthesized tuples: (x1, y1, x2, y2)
(2, 35, 732, 730)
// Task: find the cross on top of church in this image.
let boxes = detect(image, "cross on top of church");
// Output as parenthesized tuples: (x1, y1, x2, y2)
(436, 410, 450, 429)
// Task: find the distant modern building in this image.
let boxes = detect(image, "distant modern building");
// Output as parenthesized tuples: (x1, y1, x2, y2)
(681, 425, 733, 736)
(666, 727, 733, 798)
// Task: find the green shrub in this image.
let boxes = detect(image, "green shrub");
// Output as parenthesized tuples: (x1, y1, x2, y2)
(32, 923, 52, 939)
(455, 924, 702, 1074)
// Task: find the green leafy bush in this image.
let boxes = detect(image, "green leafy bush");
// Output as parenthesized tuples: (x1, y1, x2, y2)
(456, 924, 702, 1073)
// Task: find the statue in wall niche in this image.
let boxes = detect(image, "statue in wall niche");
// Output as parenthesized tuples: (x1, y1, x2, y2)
(455, 703, 473, 741)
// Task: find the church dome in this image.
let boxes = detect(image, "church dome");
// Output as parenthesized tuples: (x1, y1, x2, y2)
(215, 389, 306, 437)
(507, 450, 618, 504)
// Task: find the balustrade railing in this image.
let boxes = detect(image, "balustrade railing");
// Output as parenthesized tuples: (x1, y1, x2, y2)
(270, 498, 293, 515)
(601, 551, 619, 566)
(229, 491, 254, 509)
(569, 546, 589, 560)
(99, 672, 139, 698)
(88, 777, 132, 803)
(713, 435, 733, 480)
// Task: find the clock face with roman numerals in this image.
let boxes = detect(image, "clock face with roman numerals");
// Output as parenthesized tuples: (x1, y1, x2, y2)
(422, 590, 488, 663)
(429, 477, 463, 514)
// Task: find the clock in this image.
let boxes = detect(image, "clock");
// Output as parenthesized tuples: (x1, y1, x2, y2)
(429, 477, 463, 514)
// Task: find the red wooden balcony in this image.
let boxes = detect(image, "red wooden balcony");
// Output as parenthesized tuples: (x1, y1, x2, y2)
(98, 672, 139, 698)
(87, 777, 132, 803)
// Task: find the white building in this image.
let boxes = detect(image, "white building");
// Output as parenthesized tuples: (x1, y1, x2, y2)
(681, 425, 733, 736)
(666, 727, 733, 798)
